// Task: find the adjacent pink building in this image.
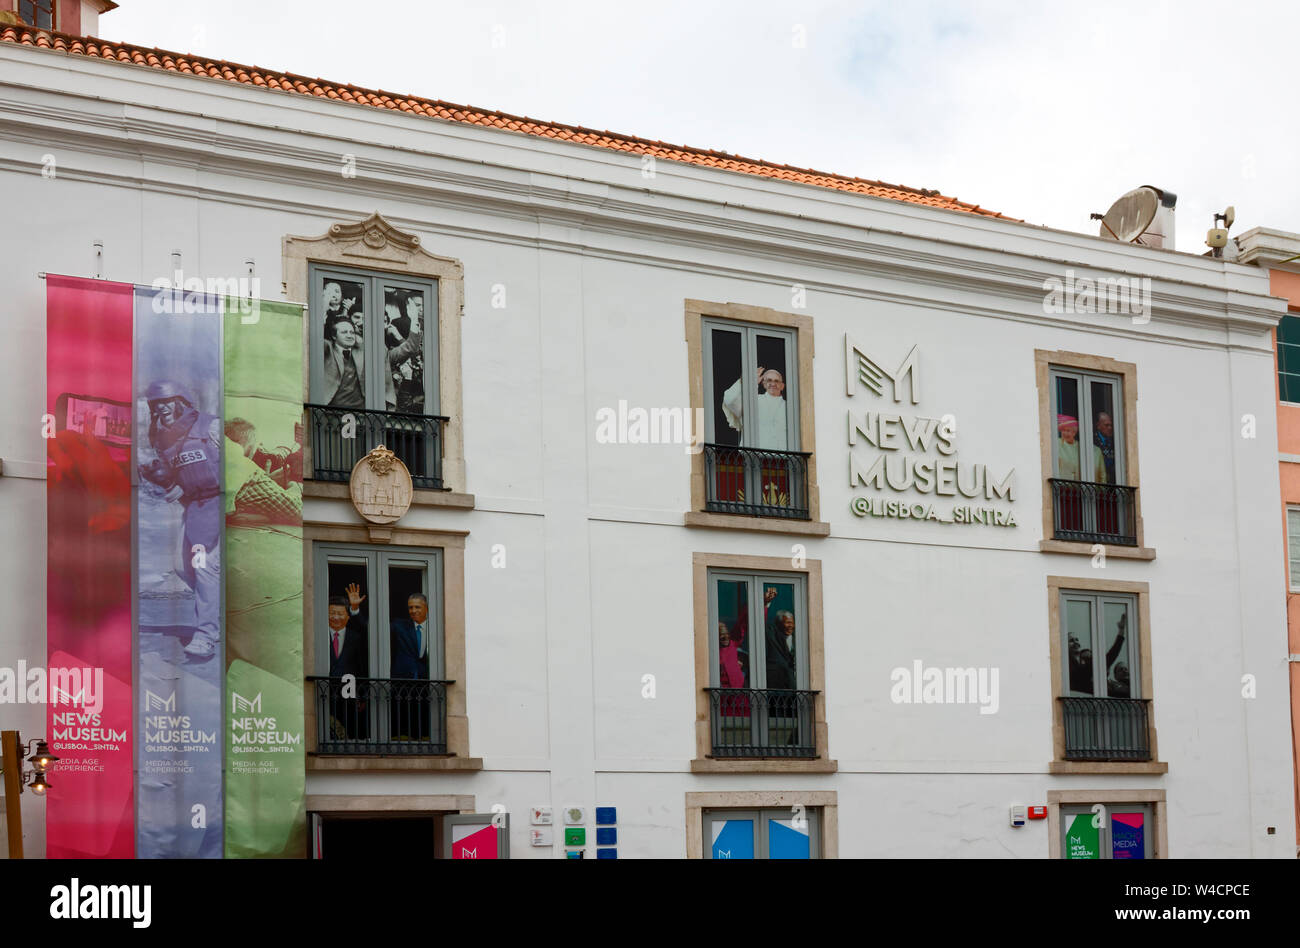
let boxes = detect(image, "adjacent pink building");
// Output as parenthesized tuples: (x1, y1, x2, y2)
(1238, 227, 1300, 855)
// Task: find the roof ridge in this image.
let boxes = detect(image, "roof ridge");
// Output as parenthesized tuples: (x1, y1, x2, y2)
(0, 21, 1015, 220)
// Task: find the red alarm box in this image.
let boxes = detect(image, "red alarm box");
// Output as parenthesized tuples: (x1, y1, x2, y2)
(1028, 806, 1047, 820)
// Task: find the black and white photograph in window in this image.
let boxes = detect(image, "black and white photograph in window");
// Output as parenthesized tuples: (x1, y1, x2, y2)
(321, 277, 367, 410)
(310, 267, 439, 416)
(384, 286, 426, 414)
(307, 266, 443, 485)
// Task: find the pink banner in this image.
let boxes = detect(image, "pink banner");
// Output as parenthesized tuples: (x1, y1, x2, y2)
(46, 275, 135, 858)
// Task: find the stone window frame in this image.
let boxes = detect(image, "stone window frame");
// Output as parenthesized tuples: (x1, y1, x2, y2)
(1046, 788, 1167, 859)
(685, 790, 838, 859)
(303, 520, 481, 772)
(685, 300, 829, 537)
(690, 552, 836, 773)
(1034, 349, 1153, 559)
(1046, 575, 1166, 775)
(284, 212, 472, 509)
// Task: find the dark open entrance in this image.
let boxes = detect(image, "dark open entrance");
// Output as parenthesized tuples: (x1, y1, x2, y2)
(313, 814, 441, 859)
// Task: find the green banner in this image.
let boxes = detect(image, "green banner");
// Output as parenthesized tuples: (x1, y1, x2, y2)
(222, 299, 306, 858)
(1064, 813, 1100, 859)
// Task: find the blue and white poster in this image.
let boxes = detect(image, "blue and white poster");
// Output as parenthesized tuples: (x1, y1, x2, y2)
(767, 817, 811, 859)
(710, 818, 755, 859)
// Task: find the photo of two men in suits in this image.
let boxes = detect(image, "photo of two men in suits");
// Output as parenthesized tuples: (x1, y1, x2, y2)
(326, 586, 434, 744)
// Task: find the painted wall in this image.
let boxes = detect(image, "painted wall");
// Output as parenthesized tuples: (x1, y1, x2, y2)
(0, 40, 1294, 857)
(57, 0, 78, 34)
(1271, 266, 1300, 851)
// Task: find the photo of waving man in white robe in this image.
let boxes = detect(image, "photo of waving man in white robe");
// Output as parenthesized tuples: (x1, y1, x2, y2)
(721, 366, 789, 450)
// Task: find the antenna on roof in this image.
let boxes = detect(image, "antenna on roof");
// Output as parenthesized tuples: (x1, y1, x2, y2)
(1205, 206, 1236, 259)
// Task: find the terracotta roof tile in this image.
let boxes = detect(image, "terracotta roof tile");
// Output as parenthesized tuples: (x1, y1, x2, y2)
(0, 22, 1014, 220)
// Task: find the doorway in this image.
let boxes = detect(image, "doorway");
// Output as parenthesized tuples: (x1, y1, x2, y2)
(312, 813, 441, 859)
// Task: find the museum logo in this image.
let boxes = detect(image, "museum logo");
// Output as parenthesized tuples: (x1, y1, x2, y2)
(846, 336, 1017, 528)
(48, 674, 125, 747)
(143, 689, 216, 750)
(230, 692, 301, 751)
(143, 690, 175, 712)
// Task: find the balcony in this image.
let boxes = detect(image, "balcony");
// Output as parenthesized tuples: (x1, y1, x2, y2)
(1060, 696, 1151, 761)
(306, 404, 448, 489)
(706, 687, 818, 758)
(311, 677, 450, 755)
(1049, 479, 1137, 546)
(703, 444, 811, 520)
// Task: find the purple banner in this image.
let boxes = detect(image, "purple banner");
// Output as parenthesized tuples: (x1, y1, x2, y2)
(134, 287, 224, 857)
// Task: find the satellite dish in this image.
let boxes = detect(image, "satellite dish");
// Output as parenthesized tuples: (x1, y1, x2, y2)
(1097, 187, 1161, 243)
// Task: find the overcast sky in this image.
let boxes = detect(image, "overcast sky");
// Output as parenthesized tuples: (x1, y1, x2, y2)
(100, 0, 1299, 251)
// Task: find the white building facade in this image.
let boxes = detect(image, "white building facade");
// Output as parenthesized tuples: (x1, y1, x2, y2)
(0, 25, 1294, 858)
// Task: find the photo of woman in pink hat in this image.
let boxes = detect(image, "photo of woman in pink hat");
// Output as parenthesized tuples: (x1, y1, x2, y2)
(1057, 414, 1081, 480)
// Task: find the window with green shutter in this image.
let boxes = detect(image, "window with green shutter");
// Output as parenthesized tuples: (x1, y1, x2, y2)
(1277, 315, 1300, 403)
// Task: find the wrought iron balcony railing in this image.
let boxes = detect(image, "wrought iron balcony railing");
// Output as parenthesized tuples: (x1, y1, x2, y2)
(310, 677, 451, 755)
(306, 404, 448, 489)
(706, 687, 818, 758)
(1060, 696, 1151, 761)
(1049, 479, 1138, 546)
(703, 444, 811, 520)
